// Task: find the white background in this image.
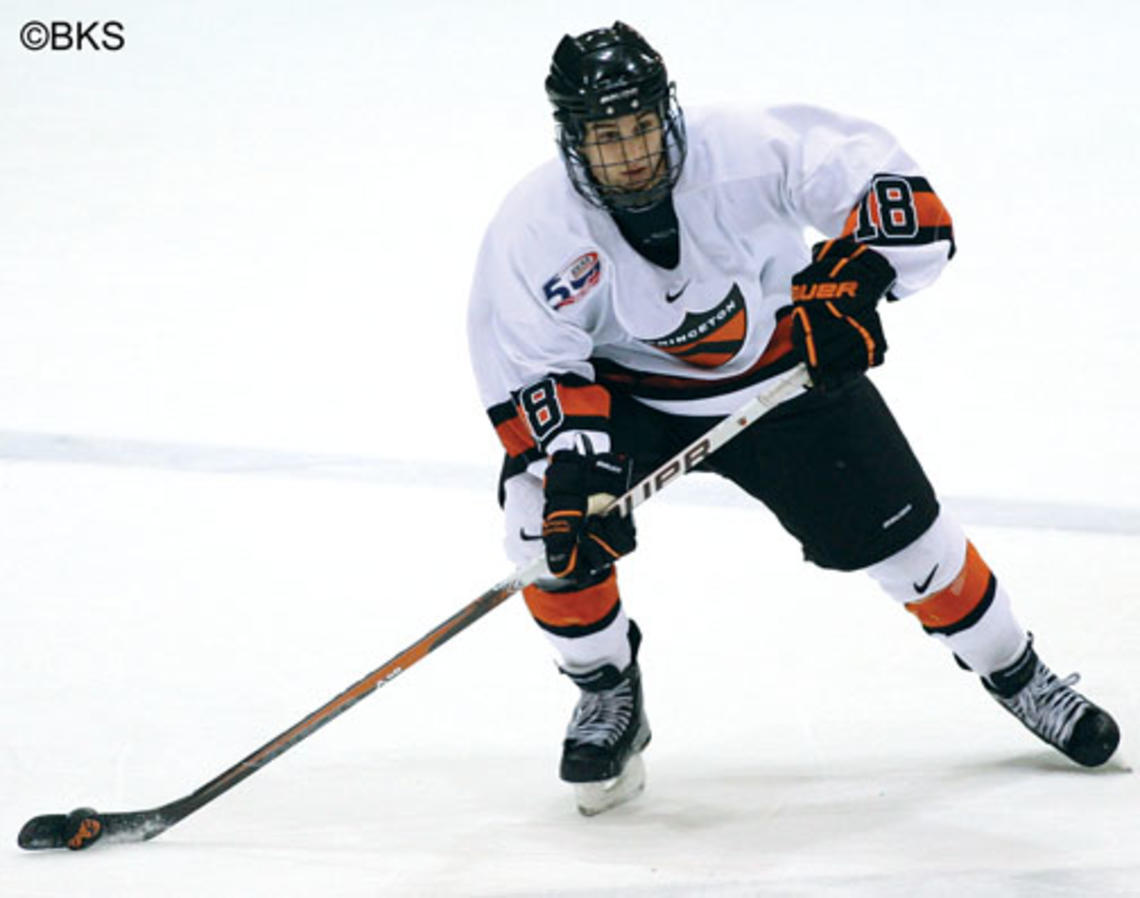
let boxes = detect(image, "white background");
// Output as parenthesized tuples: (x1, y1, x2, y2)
(2, 1, 1138, 895)
(3, 0, 1139, 506)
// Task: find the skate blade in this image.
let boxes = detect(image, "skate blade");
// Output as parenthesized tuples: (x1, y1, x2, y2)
(574, 752, 646, 817)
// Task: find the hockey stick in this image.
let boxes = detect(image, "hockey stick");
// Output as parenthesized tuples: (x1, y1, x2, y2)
(17, 363, 810, 852)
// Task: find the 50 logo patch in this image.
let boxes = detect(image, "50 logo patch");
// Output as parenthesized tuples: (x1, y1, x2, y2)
(542, 251, 602, 310)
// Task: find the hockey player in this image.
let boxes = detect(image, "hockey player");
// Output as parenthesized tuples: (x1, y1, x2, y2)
(466, 21, 1120, 814)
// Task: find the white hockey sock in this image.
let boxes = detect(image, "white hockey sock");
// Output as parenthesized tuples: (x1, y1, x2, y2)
(930, 580, 1028, 675)
(544, 605, 633, 678)
(866, 511, 1028, 676)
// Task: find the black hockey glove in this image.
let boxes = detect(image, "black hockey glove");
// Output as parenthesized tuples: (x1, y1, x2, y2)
(542, 450, 637, 583)
(784, 237, 897, 390)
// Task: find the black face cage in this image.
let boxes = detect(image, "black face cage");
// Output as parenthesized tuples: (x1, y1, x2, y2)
(556, 87, 687, 213)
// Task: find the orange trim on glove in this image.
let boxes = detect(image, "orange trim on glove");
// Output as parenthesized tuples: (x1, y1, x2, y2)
(826, 301, 878, 367)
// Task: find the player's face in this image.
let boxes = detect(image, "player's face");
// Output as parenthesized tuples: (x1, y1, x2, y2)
(580, 111, 665, 194)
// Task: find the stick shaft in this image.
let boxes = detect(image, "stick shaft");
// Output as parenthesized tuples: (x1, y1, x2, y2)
(174, 363, 808, 813)
(23, 363, 808, 847)
(158, 577, 519, 830)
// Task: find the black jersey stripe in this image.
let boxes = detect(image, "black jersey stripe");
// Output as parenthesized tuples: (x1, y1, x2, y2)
(591, 351, 799, 402)
(488, 400, 517, 427)
(669, 340, 744, 358)
(861, 225, 956, 260)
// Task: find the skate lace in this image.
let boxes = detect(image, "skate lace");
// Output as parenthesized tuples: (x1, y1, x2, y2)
(1002, 665, 1088, 748)
(567, 681, 634, 748)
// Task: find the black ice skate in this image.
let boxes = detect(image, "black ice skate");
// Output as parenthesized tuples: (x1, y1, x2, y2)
(983, 635, 1119, 767)
(559, 625, 651, 816)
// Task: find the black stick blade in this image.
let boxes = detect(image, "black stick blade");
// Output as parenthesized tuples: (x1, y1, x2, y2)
(18, 814, 70, 851)
(18, 808, 104, 851)
(17, 807, 171, 851)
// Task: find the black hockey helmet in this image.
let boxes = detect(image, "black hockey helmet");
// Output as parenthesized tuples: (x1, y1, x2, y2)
(545, 22, 686, 212)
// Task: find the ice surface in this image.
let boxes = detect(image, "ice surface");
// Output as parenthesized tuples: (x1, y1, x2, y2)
(0, 464, 1136, 896)
(3, 1, 1139, 895)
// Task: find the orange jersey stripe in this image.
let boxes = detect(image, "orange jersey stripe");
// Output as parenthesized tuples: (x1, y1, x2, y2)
(676, 351, 739, 367)
(905, 541, 991, 629)
(559, 382, 611, 418)
(913, 190, 953, 228)
(494, 416, 536, 457)
(523, 568, 620, 630)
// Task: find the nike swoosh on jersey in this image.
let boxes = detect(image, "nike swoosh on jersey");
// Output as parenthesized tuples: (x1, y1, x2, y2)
(664, 282, 689, 303)
(519, 528, 543, 541)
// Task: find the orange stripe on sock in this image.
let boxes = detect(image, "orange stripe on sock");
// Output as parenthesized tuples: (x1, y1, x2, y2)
(904, 541, 991, 629)
(523, 569, 619, 630)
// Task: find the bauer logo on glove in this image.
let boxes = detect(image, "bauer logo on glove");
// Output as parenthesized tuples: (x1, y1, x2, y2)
(784, 237, 898, 391)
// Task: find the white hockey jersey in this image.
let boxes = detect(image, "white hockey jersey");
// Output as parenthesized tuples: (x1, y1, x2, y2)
(467, 104, 954, 477)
